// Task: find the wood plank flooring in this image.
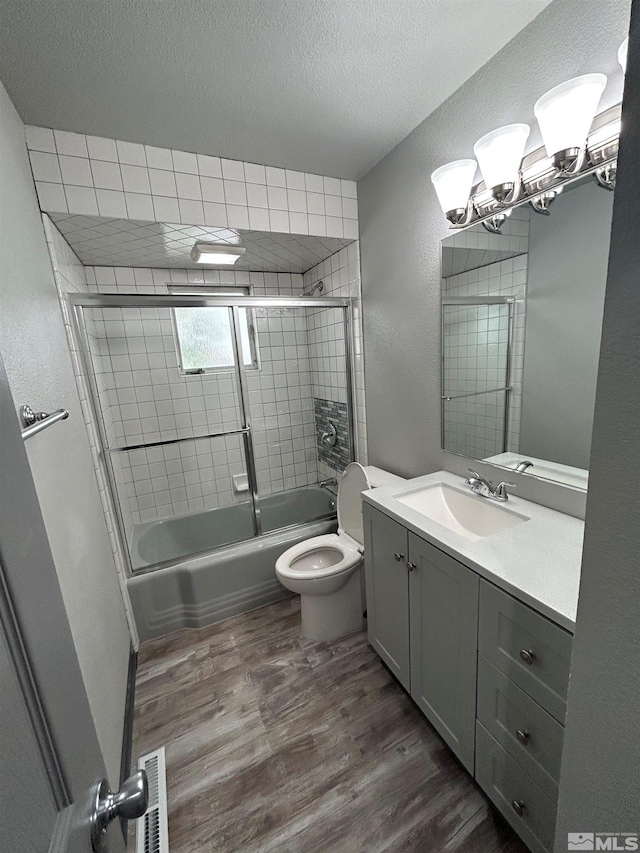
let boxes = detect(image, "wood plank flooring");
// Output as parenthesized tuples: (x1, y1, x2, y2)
(132, 597, 528, 853)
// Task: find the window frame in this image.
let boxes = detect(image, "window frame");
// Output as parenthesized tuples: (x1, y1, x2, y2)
(168, 285, 260, 376)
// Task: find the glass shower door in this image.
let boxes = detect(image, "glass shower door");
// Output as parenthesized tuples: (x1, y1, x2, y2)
(442, 299, 513, 459)
(77, 303, 256, 570)
(243, 303, 353, 533)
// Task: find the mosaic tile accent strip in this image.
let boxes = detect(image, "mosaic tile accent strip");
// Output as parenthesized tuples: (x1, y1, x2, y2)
(314, 397, 349, 471)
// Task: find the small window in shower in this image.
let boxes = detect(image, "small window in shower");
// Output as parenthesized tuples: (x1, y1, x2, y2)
(170, 287, 259, 374)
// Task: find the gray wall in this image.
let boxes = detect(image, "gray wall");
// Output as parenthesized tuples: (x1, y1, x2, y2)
(520, 181, 613, 470)
(555, 0, 640, 840)
(0, 79, 130, 785)
(358, 0, 629, 516)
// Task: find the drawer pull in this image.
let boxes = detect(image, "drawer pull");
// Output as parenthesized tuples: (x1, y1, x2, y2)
(516, 728, 530, 745)
(519, 649, 535, 665)
(407, 562, 416, 572)
(393, 552, 404, 561)
(511, 799, 526, 817)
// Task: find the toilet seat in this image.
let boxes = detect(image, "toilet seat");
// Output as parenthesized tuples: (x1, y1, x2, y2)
(275, 532, 362, 582)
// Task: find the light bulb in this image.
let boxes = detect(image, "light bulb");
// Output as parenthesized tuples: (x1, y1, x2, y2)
(473, 124, 530, 202)
(430, 159, 477, 224)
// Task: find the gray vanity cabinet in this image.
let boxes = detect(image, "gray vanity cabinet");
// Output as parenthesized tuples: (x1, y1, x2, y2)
(362, 505, 411, 690)
(363, 501, 573, 853)
(408, 532, 479, 773)
(363, 505, 479, 772)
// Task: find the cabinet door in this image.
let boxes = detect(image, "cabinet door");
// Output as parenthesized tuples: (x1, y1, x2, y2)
(363, 505, 410, 690)
(408, 533, 479, 772)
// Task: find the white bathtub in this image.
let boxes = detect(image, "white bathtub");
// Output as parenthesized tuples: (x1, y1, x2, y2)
(127, 485, 337, 641)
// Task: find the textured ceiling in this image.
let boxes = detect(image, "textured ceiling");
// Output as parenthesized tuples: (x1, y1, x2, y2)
(0, 0, 551, 179)
(50, 214, 350, 272)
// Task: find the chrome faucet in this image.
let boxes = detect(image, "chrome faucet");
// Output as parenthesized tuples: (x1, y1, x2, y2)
(515, 460, 534, 473)
(319, 477, 338, 491)
(465, 469, 516, 502)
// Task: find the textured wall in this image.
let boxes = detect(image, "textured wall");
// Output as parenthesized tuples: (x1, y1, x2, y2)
(0, 80, 130, 785)
(555, 0, 640, 841)
(358, 0, 629, 516)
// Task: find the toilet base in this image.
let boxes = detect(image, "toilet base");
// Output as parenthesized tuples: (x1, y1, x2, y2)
(300, 569, 363, 642)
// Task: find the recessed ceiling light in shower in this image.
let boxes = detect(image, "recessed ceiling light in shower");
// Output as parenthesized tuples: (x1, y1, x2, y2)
(190, 242, 246, 265)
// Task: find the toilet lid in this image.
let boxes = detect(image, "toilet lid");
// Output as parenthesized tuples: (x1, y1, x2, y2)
(337, 462, 371, 546)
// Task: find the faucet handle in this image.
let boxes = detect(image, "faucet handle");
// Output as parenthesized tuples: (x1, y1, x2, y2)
(466, 469, 492, 485)
(494, 481, 517, 500)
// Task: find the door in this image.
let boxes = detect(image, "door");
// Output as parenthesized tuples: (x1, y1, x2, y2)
(363, 504, 411, 689)
(0, 354, 132, 853)
(408, 532, 479, 773)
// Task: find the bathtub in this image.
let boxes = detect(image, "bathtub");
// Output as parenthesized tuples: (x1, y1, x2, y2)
(127, 485, 337, 641)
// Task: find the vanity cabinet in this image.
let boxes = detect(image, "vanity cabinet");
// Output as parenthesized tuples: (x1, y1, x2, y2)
(362, 506, 411, 689)
(363, 504, 479, 773)
(363, 502, 574, 853)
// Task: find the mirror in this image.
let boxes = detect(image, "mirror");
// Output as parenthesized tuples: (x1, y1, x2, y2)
(440, 177, 614, 490)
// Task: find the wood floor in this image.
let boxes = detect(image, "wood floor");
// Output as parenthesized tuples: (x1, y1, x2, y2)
(132, 597, 528, 853)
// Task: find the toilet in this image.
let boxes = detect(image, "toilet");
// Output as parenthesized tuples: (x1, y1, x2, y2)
(275, 463, 406, 642)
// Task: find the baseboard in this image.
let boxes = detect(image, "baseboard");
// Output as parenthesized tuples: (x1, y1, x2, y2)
(120, 645, 138, 840)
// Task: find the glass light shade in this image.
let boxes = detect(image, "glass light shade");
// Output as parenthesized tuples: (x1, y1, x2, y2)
(619, 38, 628, 73)
(534, 74, 607, 157)
(430, 159, 477, 215)
(473, 124, 530, 191)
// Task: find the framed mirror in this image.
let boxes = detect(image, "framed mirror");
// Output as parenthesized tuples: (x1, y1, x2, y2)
(440, 176, 614, 490)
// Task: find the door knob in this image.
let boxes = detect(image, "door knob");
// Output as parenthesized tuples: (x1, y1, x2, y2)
(516, 728, 530, 744)
(519, 649, 535, 665)
(393, 552, 404, 561)
(511, 799, 526, 817)
(407, 562, 416, 572)
(90, 770, 148, 851)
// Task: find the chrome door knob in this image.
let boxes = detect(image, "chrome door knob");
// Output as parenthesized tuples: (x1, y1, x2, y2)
(90, 770, 148, 851)
(519, 649, 535, 665)
(516, 728, 530, 744)
(393, 552, 404, 561)
(511, 799, 526, 817)
(407, 562, 416, 572)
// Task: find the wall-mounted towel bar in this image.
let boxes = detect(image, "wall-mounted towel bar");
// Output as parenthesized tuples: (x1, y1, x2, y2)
(20, 404, 69, 440)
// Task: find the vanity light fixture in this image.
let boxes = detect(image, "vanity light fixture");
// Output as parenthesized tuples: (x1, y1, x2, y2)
(534, 74, 607, 175)
(529, 188, 562, 216)
(431, 40, 626, 231)
(619, 37, 628, 73)
(473, 124, 530, 204)
(190, 242, 247, 265)
(430, 159, 477, 225)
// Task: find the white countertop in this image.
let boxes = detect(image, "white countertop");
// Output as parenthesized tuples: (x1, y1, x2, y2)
(362, 471, 584, 633)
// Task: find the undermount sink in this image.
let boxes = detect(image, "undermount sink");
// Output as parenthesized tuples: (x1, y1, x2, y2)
(395, 483, 528, 541)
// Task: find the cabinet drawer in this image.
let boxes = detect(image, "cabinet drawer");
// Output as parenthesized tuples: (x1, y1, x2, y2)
(479, 581, 572, 723)
(475, 722, 557, 853)
(477, 656, 564, 801)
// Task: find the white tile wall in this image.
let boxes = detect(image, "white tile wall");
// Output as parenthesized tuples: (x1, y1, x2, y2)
(82, 266, 322, 526)
(442, 246, 528, 459)
(303, 241, 367, 471)
(41, 215, 138, 645)
(26, 125, 358, 240)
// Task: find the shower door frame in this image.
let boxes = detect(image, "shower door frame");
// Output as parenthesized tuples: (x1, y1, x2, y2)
(69, 292, 356, 575)
(441, 295, 515, 457)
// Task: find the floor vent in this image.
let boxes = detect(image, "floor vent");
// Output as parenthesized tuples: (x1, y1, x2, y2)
(136, 747, 169, 853)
